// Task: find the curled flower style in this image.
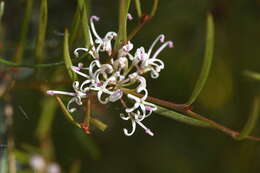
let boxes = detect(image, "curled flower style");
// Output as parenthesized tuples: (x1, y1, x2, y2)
(74, 47, 95, 59)
(90, 16, 117, 56)
(47, 15, 173, 136)
(120, 112, 154, 136)
(47, 81, 87, 113)
(126, 90, 157, 121)
(71, 65, 89, 78)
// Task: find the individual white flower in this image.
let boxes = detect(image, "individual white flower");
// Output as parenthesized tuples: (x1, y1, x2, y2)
(128, 47, 148, 64)
(73, 47, 96, 59)
(142, 37, 173, 78)
(47, 163, 61, 173)
(88, 60, 101, 78)
(127, 35, 173, 78)
(47, 81, 87, 112)
(122, 41, 134, 52)
(80, 79, 98, 92)
(119, 72, 143, 89)
(135, 75, 147, 93)
(118, 41, 133, 57)
(121, 73, 147, 92)
(75, 61, 101, 92)
(126, 90, 157, 121)
(120, 112, 154, 136)
(96, 75, 116, 104)
(90, 16, 117, 55)
(86, 60, 113, 83)
(93, 63, 114, 82)
(30, 155, 46, 171)
(96, 70, 128, 104)
(142, 57, 165, 78)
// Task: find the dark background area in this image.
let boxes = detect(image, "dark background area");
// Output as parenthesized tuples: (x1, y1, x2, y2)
(1, 0, 260, 172)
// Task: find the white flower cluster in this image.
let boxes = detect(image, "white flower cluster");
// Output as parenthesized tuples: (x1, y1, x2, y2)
(47, 15, 173, 136)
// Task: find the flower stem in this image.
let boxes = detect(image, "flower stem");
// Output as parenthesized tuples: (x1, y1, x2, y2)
(84, 98, 91, 127)
(127, 14, 149, 41)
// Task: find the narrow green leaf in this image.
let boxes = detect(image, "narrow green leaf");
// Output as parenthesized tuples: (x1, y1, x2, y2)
(70, 0, 90, 47)
(134, 0, 142, 17)
(64, 29, 77, 81)
(77, 0, 85, 10)
(115, 0, 131, 48)
(35, 0, 48, 63)
(187, 14, 215, 105)
(236, 97, 260, 140)
(155, 105, 211, 127)
(70, 10, 81, 46)
(69, 2, 81, 46)
(14, 0, 34, 63)
(55, 96, 81, 128)
(243, 70, 260, 81)
(81, 1, 91, 48)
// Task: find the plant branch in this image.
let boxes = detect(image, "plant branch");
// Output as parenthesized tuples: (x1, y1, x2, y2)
(127, 0, 159, 41)
(122, 88, 260, 141)
(127, 14, 150, 41)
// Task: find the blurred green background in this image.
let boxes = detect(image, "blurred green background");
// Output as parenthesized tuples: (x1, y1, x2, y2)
(1, 0, 260, 172)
